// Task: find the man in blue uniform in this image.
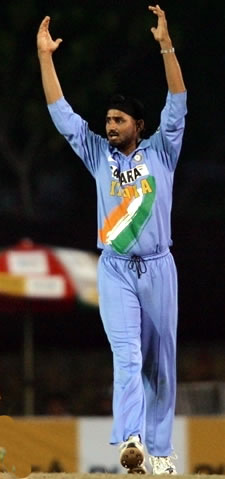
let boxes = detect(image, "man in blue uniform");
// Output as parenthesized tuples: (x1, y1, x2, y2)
(37, 4, 187, 474)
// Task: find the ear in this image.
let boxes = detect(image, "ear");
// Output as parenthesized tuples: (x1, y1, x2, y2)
(136, 119, 145, 135)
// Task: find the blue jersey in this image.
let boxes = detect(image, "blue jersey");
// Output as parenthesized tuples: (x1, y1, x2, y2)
(48, 91, 187, 256)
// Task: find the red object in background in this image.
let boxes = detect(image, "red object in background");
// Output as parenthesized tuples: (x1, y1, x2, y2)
(0, 238, 76, 313)
(0, 239, 98, 415)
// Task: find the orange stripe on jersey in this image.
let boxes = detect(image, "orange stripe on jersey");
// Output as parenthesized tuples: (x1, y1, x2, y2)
(99, 186, 136, 244)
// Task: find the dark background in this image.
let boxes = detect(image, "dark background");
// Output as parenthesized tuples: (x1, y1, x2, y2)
(0, 0, 224, 415)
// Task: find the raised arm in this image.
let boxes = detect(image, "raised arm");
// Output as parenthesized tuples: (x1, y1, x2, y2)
(148, 4, 186, 93)
(37, 16, 63, 104)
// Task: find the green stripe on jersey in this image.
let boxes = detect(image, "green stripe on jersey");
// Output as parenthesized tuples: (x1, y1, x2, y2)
(111, 176, 156, 254)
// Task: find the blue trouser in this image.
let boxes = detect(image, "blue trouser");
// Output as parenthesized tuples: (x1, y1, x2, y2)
(98, 249, 178, 456)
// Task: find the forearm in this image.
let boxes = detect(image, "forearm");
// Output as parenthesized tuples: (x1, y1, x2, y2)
(149, 5, 186, 94)
(38, 52, 63, 104)
(160, 39, 186, 94)
(159, 27, 186, 93)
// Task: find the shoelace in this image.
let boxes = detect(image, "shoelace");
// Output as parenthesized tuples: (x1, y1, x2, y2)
(155, 457, 172, 467)
(128, 255, 147, 279)
(150, 454, 177, 473)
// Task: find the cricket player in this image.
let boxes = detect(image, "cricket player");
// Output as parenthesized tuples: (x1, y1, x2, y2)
(37, 4, 187, 474)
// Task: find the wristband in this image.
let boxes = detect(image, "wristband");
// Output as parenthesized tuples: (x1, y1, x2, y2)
(160, 47, 175, 54)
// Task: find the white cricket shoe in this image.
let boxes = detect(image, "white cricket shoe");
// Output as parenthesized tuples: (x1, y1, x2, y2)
(120, 435, 146, 474)
(149, 455, 177, 475)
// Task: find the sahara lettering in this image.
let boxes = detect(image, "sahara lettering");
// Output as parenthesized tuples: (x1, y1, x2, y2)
(110, 164, 149, 185)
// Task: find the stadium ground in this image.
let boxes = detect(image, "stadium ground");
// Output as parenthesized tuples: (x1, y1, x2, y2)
(1, 474, 225, 479)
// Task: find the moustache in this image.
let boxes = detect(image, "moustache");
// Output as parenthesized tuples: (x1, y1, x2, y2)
(108, 130, 119, 137)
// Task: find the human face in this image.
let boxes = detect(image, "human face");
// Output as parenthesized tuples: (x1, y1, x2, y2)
(106, 109, 142, 156)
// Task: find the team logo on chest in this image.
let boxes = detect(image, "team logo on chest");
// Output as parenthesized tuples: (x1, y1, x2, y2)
(133, 153, 142, 162)
(110, 164, 149, 185)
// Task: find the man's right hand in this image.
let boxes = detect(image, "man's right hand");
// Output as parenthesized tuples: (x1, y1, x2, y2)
(37, 16, 64, 104)
(37, 16, 63, 56)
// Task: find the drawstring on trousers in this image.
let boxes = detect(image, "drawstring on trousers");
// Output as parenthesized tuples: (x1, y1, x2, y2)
(128, 255, 147, 279)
